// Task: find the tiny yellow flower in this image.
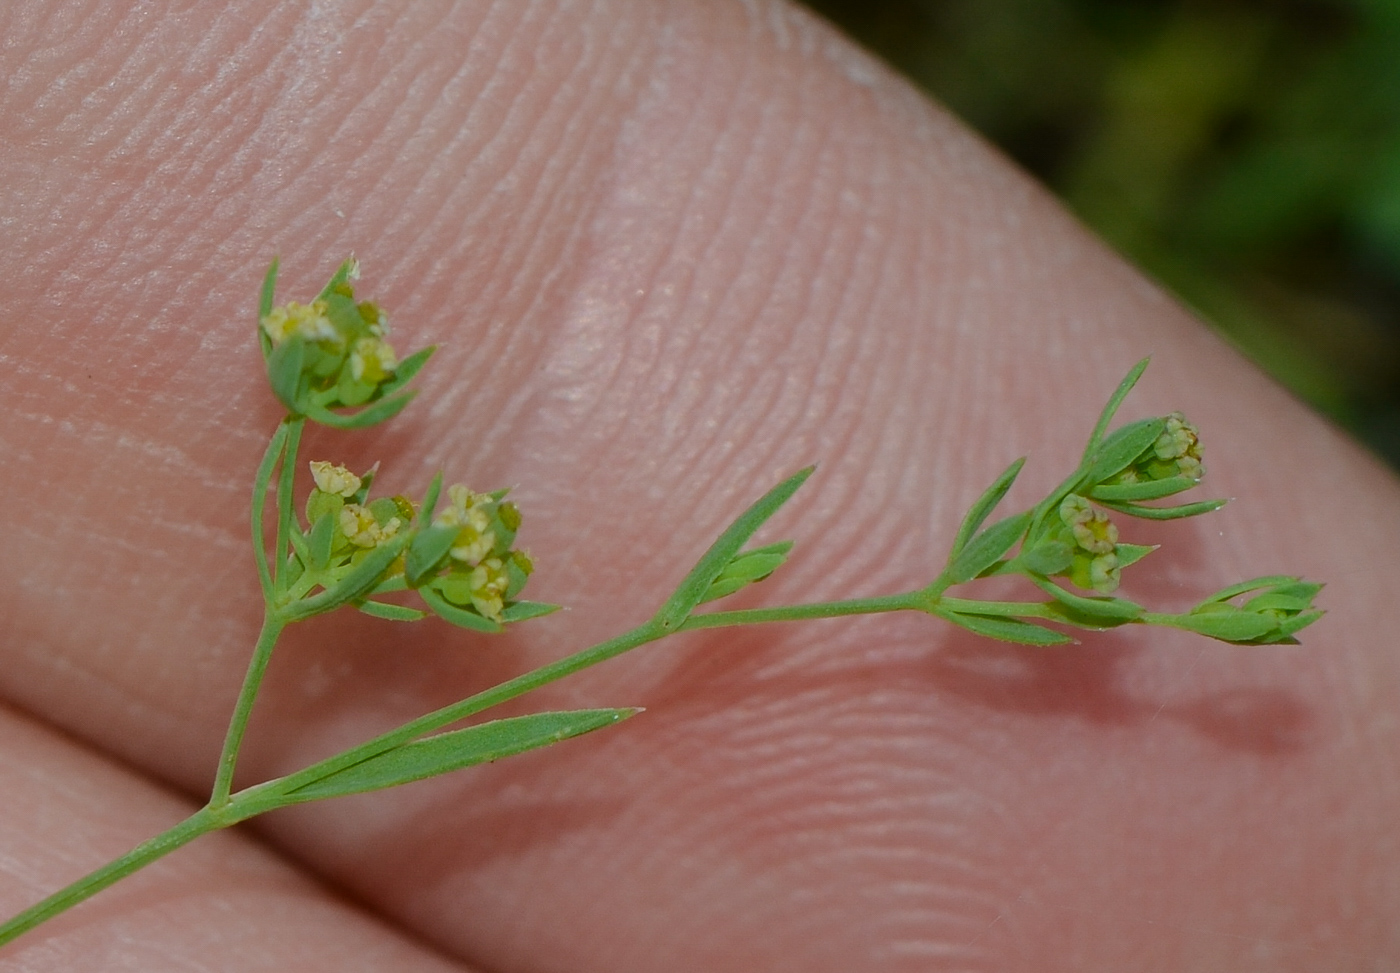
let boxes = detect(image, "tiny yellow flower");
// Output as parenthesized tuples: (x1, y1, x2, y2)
(309, 461, 361, 498)
(261, 300, 339, 345)
(1152, 412, 1203, 480)
(339, 503, 401, 548)
(1089, 552, 1121, 593)
(1059, 495, 1118, 554)
(469, 558, 510, 622)
(436, 484, 497, 565)
(349, 336, 397, 383)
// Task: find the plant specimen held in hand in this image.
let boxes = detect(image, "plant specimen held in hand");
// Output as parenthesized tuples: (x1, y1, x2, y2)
(0, 258, 1323, 949)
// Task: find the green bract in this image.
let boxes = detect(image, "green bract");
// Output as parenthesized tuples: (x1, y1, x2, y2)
(0, 264, 1325, 953)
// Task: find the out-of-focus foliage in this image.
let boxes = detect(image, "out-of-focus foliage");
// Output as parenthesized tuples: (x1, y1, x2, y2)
(802, 0, 1400, 467)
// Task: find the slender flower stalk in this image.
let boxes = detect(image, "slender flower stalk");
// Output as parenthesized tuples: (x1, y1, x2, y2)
(0, 259, 1323, 951)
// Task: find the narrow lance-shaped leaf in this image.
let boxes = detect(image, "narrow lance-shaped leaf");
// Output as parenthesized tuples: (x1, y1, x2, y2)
(948, 457, 1024, 562)
(1081, 357, 1150, 464)
(654, 467, 814, 631)
(308, 512, 336, 571)
(302, 392, 417, 430)
(315, 258, 358, 302)
(697, 540, 794, 605)
(418, 471, 444, 527)
(1090, 475, 1200, 502)
(1197, 575, 1299, 604)
(257, 257, 279, 359)
(283, 535, 409, 621)
(1031, 575, 1143, 622)
(267, 337, 306, 413)
(1096, 497, 1227, 521)
(357, 600, 428, 622)
(500, 601, 562, 623)
(935, 608, 1074, 646)
(419, 585, 502, 633)
(380, 346, 436, 397)
(282, 709, 640, 803)
(946, 511, 1031, 585)
(406, 524, 458, 584)
(1167, 610, 1278, 643)
(1086, 417, 1166, 485)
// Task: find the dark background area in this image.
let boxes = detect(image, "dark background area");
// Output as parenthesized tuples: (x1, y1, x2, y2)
(801, 0, 1400, 467)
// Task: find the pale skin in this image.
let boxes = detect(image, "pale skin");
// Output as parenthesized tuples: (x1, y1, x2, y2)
(2, 1, 1398, 970)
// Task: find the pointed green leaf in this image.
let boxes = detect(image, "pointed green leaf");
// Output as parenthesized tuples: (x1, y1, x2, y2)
(1090, 475, 1199, 502)
(308, 512, 336, 570)
(418, 471, 444, 527)
(368, 574, 409, 595)
(315, 258, 358, 302)
(654, 467, 814, 631)
(1087, 417, 1166, 485)
(282, 709, 638, 803)
(936, 608, 1073, 646)
(1113, 543, 1157, 569)
(380, 346, 436, 396)
(267, 337, 307, 412)
(406, 524, 458, 584)
(419, 585, 502, 633)
(949, 458, 1024, 562)
(1243, 584, 1322, 613)
(257, 257, 279, 359)
(501, 600, 562, 623)
(1198, 575, 1298, 604)
(1272, 610, 1323, 640)
(1170, 610, 1278, 642)
(357, 600, 427, 622)
(1031, 576, 1143, 621)
(284, 536, 408, 621)
(1082, 358, 1150, 463)
(1095, 497, 1227, 520)
(302, 392, 416, 430)
(946, 511, 1031, 584)
(1019, 538, 1073, 576)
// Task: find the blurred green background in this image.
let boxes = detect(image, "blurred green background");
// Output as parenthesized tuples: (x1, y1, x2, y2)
(801, 0, 1400, 468)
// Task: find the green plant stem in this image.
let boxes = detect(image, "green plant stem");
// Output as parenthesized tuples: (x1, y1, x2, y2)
(0, 807, 223, 949)
(209, 610, 286, 808)
(272, 418, 304, 593)
(261, 622, 669, 800)
(680, 592, 924, 628)
(261, 591, 940, 802)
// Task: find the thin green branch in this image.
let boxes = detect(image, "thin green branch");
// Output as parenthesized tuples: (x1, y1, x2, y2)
(679, 592, 923, 629)
(209, 610, 286, 808)
(254, 623, 668, 804)
(0, 807, 222, 949)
